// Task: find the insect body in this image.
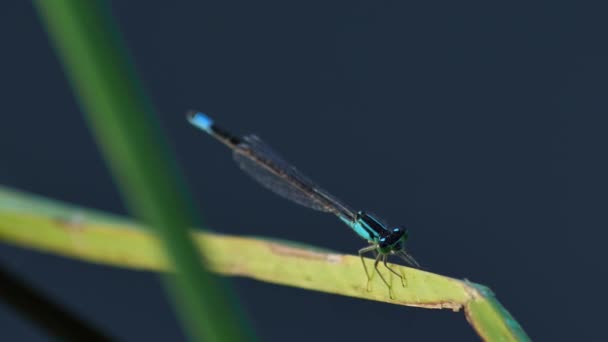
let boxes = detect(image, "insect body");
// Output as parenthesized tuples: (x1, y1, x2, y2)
(188, 112, 420, 297)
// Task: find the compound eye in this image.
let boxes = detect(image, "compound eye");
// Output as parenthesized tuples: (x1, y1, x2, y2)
(379, 237, 388, 248)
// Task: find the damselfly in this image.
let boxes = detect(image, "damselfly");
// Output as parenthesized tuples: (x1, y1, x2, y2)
(187, 112, 420, 296)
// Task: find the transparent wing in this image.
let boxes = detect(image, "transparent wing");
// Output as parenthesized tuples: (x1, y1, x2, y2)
(234, 153, 330, 211)
(233, 134, 356, 220)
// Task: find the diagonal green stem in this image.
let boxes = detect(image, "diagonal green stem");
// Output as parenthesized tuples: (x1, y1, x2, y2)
(31, 1, 253, 341)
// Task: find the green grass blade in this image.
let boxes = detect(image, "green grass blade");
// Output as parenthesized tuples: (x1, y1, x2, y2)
(31, 1, 252, 341)
(0, 186, 531, 341)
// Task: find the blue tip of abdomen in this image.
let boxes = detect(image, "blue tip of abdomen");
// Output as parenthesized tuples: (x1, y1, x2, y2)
(187, 111, 214, 134)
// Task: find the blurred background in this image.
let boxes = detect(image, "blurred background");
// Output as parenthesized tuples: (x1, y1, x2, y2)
(1, 1, 606, 341)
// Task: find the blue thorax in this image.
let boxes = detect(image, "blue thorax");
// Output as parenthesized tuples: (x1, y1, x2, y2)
(339, 211, 389, 242)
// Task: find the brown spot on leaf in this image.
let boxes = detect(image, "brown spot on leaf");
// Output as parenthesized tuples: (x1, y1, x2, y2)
(398, 301, 463, 312)
(54, 214, 86, 232)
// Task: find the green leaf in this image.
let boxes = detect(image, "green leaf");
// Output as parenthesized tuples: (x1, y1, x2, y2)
(0, 186, 530, 341)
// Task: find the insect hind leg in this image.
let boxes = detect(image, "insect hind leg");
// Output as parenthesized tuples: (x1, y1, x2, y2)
(374, 254, 394, 299)
(383, 255, 406, 287)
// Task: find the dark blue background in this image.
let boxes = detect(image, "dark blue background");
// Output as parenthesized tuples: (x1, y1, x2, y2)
(1, 1, 606, 341)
